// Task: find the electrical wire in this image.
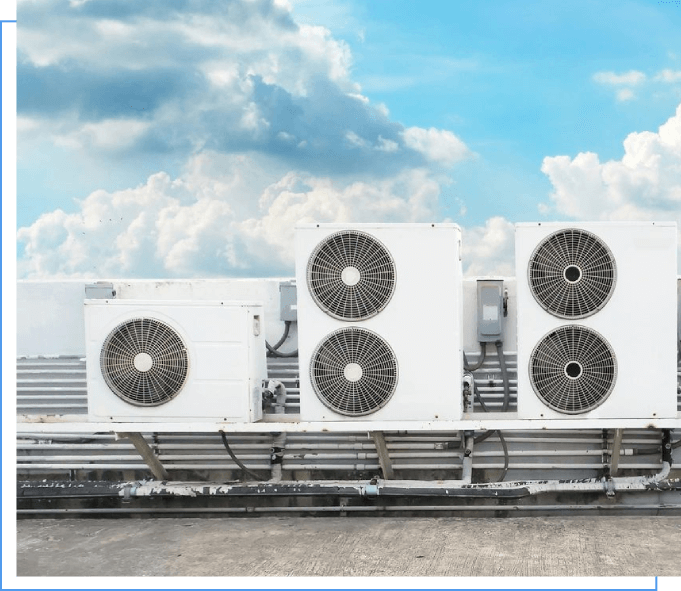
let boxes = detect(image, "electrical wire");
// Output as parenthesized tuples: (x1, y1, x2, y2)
(496, 340, 510, 412)
(265, 321, 299, 357)
(220, 432, 267, 481)
(269, 320, 291, 350)
(463, 342, 487, 371)
(470, 376, 509, 482)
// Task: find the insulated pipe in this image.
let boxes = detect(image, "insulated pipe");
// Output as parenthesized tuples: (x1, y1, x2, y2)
(113, 461, 676, 499)
(270, 432, 287, 483)
(461, 433, 475, 484)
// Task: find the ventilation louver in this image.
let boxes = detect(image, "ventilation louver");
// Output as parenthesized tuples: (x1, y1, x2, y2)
(528, 228, 616, 319)
(310, 327, 398, 416)
(529, 325, 617, 414)
(100, 318, 189, 406)
(307, 230, 396, 321)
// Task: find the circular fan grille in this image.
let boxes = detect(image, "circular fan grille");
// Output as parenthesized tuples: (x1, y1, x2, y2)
(529, 325, 617, 414)
(307, 230, 396, 321)
(310, 327, 398, 416)
(100, 318, 189, 406)
(528, 228, 617, 319)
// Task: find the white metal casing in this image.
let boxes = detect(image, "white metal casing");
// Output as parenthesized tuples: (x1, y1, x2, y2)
(85, 300, 267, 422)
(295, 223, 464, 422)
(515, 222, 678, 420)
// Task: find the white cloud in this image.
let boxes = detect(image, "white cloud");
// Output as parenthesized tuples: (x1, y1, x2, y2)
(53, 118, 152, 151)
(462, 217, 515, 277)
(376, 136, 399, 153)
(616, 88, 635, 102)
(593, 70, 646, 86)
(540, 104, 681, 250)
(18, 154, 447, 278)
(402, 126, 472, 167)
(655, 69, 681, 83)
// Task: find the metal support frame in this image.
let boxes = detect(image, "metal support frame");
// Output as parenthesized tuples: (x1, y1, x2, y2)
(115, 432, 169, 480)
(611, 429, 624, 477)
(371, 432, 394, 480)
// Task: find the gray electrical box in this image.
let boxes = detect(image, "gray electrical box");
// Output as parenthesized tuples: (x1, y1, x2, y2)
(85, 282, 116, 299)
(477, 279, 504, 342)
(279, 280, 297, 322)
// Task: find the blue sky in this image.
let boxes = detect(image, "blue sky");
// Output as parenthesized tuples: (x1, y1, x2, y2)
(16, 0, 681, 277)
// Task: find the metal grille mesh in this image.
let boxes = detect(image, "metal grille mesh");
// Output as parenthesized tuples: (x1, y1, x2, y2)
(310, 327, 398, 416)
(529, 325, 617, 414)
(307, 230, 396, 321)
(100, 318, 189, 406)
(528, 228, 616, 319)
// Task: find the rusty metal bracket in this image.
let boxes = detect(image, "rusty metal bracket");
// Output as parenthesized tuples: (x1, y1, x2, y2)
(116, 432, 170, 481)
(371, 432, 394, 480)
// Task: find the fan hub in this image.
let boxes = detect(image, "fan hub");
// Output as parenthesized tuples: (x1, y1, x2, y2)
(133, 352, 153, 372)
(563, 265, 582, 284)
(564, 361, 583, 380)
(343, 362, 363, 382)
(341, 266, 361, 286)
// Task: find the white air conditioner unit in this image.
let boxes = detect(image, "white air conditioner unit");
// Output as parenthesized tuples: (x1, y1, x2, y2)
(85, 300, 267, 422)
(295, 223, 464, 422)
(515, 222, 678, 420)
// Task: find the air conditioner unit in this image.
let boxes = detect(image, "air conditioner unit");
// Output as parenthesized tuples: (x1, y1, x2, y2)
(515, 222, 678, 420)
(85, 300, 267, 422)
(295, 223, 464, 422)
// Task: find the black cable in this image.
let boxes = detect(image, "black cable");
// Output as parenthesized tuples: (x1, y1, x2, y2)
(269, 321, 291, 351)
(220, 432, 267, 481)
(671, 439, 681, 450)
(463, 342, 487, 372)
(470, 379, 509, 481)
(266, 321, 299, 357)
(496, 340, 510, 412)
(266, 343, 299, 358)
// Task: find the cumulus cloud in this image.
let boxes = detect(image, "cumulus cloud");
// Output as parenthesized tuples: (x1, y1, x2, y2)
(18, 0, 472, 177)
(402, 127, 472, 167)
(461, 217, 515, 277)
(18, 152, 447, 278)
(540, 104, 681, 251)
(17, 0, 481, 278)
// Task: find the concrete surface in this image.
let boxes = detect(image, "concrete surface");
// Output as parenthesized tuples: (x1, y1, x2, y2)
(16, 516, 681, 577)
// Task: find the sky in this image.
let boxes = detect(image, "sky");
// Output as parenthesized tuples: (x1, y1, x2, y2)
(15, 0, 681, 278)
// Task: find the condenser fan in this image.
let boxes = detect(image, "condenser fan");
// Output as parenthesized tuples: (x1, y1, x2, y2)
(100, 318, 189, 406)
(529, 325, 617, 414)
(528, 228, 617, 319)
(310, 327, 398, 416)
(307, 230, 396, 321)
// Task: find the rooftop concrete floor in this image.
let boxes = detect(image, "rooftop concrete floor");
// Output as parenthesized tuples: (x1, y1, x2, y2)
(17, 516, 681, 577)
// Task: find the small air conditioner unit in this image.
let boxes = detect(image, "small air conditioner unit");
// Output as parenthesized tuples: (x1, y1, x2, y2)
(295, 223, 464, 422)
(85, 300, 267, 422)
(515, 222, 678, 420)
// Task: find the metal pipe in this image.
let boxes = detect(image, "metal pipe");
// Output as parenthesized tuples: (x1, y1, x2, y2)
(270, 431, 286, 483)
(461, 433, 474, 484)
(17, 504, 681, 516)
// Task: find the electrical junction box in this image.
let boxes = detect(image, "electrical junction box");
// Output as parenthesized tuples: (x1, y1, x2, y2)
(85, 282, 116, 299)
(477, 279, 504, 343)
(279, 281, 297, 322)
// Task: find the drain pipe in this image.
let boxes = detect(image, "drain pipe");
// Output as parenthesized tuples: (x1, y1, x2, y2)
(461, 431, 475, 484)
(269, 381, 287, 482)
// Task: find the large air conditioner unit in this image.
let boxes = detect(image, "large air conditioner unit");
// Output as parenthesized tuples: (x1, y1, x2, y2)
(295, 223, 464, 422)
(515, 222, 678, 420)
(85, 300, 267, 422)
